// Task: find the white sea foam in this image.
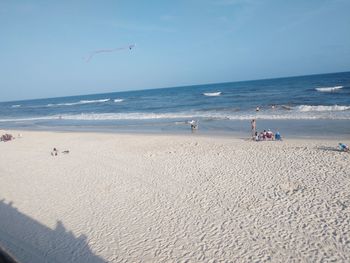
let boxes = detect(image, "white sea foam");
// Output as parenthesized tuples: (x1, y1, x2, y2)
(203, 92, 221, 96)
(114, 99, 124, 103)
(47, 98, 110, 107)
(11, 105, 21, 108)
(1, 108, 350, 123)
(315, 86, 343, 92)
(297, 105, 350, 112)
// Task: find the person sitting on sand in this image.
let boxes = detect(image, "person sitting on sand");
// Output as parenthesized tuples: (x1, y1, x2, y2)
(275, 131, 282, 141)
(51, 148, 59, 156)
(0, 134, 14, 142)
(266, 129, 274, 140)
(338, 143, 349, 152)
(259, 132, 264, 141)
(254, 131, 259, 141)
(262, 130, 267, 140)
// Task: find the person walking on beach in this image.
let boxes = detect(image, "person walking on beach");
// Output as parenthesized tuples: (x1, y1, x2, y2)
(251, 119, 256, 139)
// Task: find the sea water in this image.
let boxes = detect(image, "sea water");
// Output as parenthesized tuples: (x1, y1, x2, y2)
(1, 72, 350, 137)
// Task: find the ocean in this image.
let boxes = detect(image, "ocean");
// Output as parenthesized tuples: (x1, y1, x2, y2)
(1, 71, 350, 138)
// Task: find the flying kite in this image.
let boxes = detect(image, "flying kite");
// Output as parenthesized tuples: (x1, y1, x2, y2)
(85, 44, 135, 62)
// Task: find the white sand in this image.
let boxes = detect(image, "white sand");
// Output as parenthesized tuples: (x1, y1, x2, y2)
(0, 130, 349, 262)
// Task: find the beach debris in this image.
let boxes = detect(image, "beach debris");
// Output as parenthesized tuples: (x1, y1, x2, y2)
(62, 150, 70, 154)
(85, 44, 135, 62)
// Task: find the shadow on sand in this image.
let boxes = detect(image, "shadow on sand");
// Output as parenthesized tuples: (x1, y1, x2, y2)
(0, 200, 106, 263)
(316, 146, 346, 153)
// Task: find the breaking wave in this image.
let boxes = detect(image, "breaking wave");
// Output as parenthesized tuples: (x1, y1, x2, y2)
(315, 86, 343, 92)
(114, 99, 124, 103)
(203, 92, 221, 96)
(297, 105, 350, 112)
(47, 98, 110, 107)
(1, 108, 350, 122)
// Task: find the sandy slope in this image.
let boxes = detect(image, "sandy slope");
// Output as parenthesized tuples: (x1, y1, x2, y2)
(0, 131, 349, 262)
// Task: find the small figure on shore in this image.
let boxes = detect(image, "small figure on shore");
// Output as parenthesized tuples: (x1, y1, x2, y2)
(0, 134, 14, 142)
(51, 148, 58, 156)
(266, 129, 274, 140)
(251, 119, 256, 139)
(275, 131, 282, 141)
(188, 120, 198, 132)
(254, 131, 259, 141)
(338, 143, 349, 152)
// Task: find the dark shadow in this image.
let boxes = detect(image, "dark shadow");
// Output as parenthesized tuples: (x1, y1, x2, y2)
(0, 200, 106, 263)
(316, 146, 345, 152)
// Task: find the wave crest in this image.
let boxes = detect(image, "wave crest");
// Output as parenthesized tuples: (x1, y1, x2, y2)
(47, 98, 110, 107)
(297, 105, 350, 112)
(315, 86, 343, 92)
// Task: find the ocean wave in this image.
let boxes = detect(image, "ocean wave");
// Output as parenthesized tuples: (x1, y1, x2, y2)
(297, 105, 350, 112)
(315, 86, 343, 92)
(11, 105, 21, 108)
(114, 99, 124, 103)
(1, 109, 350, 122)
(47, 98, 110, 107)
(203, 92, 221, 96)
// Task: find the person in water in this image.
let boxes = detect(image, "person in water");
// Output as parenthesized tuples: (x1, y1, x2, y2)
(256, 106, 260, 112)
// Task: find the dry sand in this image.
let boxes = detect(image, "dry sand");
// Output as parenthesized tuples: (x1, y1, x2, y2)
(0, 130, 349, 262)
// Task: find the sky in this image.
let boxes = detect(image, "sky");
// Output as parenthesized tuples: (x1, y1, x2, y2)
(0, 0, 349, 102)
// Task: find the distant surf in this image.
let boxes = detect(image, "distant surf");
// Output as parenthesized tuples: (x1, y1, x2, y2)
(114, 99, 124, 103)
(297, 105, 350, 112)
(315, 86, 343, 92)
(203, 92, 221, 96)
(11, 105, 21, 108)
(47, 98, 110, 107)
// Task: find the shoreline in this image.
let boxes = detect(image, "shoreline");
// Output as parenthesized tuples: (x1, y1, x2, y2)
(2, 126, 350, 140)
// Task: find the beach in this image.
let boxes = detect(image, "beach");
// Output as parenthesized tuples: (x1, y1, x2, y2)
(0, 130, 349, 262)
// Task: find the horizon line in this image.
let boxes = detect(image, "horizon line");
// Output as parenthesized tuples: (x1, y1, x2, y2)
(1, 70, 349, 103)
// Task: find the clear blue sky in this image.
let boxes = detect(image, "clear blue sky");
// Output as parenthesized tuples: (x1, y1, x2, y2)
(1, 0, 349, 101)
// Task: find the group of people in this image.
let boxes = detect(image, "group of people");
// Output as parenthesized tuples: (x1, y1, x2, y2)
(251, 119, 282, 141)
(0, 133, 14, 142)
(254, 130, 282, 141)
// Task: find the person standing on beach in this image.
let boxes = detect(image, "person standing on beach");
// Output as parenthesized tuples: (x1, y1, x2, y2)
(251, 119, 256, 139)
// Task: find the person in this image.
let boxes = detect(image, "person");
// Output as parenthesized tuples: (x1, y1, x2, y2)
(0, 134, 14, 142)
(275, 131, 282, 141)
(190, 120, 198, 132)
(254, 131, 259, 141)
(338, 143, 349, 152)
(251, 119, 256, 139)
(51, 148, 59, 156)
(262, 130, 267, 140)
(259, 132, 264, 141)
(256, 106, 260, 112)
(267, 129, 274, 140)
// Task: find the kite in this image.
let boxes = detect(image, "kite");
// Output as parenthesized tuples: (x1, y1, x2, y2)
(85, 44, 135, 62)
